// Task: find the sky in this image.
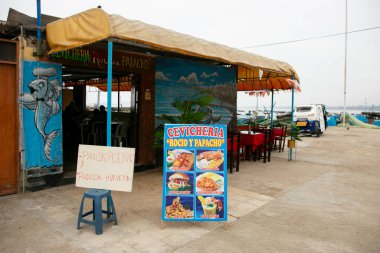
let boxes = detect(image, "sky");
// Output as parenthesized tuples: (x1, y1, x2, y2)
(1, 0, 380, 110)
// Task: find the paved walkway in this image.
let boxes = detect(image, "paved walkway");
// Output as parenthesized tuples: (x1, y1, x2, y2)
(1, 127, 379, 252)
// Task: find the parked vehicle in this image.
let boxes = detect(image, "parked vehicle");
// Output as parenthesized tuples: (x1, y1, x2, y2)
(293, 104, 326, 137)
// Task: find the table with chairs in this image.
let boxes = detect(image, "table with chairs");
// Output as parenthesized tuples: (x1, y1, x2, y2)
(79, 119, 128, 147)
(229, 123, 288, 169)
(240, 130, 266, 162)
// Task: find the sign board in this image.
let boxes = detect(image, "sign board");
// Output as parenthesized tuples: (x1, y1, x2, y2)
(49, 48, 152, 73)
(76, 145, 135, 192)
(162, 124, 228, 222)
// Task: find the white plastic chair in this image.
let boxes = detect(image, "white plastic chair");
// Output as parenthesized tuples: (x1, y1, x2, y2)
(112, 123, 128, 147)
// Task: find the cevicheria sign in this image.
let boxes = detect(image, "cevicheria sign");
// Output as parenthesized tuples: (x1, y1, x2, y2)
(162, 124, 228, 222)
(50, 48, 151, 72)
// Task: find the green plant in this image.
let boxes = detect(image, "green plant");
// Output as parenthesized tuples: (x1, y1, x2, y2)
(287, 122, 303, 141)
(154, 95, 214, 149)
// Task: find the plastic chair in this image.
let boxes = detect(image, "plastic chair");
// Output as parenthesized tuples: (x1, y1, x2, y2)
(77, 189, 118, 235)
(274, 125, 287, 152)
(112, 123, 128, 147)
(257, 129, 272, 163)
(87, 121, 105, 145)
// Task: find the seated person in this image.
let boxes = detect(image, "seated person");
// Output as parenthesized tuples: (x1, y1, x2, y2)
(88, 108, 106, 127)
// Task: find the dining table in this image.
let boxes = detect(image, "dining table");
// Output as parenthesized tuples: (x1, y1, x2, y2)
(246, 127, 284, 145)
(239, 131, 265, 161)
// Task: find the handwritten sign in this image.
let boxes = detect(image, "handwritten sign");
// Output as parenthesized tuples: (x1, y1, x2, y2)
(76, 145, 135, 192)
(162, 124, 228, 222)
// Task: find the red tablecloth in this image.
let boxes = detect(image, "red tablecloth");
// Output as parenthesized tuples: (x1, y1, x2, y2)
(240, 132, 265, 151)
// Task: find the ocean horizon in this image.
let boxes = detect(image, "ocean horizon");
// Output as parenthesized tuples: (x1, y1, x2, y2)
(237, 105, 380, 115)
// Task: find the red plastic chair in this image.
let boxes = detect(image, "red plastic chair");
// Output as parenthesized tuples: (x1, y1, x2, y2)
(257, 129, 272, 163)
(273, 125, 287, 152)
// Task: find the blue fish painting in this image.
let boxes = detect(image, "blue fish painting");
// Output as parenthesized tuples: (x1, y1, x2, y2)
(21, 67, 61, 161)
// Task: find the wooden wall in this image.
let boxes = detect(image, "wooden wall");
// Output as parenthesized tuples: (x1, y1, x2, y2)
(136, 62, 156, 165)
(0, 39, 19, 195)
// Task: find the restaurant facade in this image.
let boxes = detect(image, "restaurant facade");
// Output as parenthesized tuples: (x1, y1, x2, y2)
(0, 8, 299, 195)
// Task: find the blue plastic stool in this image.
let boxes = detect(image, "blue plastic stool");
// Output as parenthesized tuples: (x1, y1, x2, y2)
(77, 189, 118, 235)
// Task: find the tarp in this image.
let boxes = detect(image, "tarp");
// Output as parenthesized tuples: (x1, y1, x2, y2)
(46, 8, 300, 91)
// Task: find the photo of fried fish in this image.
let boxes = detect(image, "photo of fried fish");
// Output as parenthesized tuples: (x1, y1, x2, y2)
(168, 149, 194, 171)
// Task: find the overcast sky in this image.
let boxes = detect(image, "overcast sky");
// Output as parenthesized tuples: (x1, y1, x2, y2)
(1, 0, 379, 109)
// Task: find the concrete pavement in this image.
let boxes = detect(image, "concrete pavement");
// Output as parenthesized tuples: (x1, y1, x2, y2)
(1, 127, 379, 253)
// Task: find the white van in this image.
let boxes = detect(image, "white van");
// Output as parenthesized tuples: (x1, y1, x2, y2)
(293, 104, 326, 137)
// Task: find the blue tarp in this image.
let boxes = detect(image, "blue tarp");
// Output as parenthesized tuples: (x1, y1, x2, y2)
(354, 115, 369, 123)
(327, 116, 337, 127)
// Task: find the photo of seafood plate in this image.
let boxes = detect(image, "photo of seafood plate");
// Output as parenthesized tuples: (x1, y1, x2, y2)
(167, 149, 194, 171)
(196, 172, 224, 193)
(165, 196, 194, 219)
(196, 150, 224, 170)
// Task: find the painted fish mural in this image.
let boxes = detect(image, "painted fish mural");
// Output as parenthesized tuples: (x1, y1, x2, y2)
(21, 67, 61, 161)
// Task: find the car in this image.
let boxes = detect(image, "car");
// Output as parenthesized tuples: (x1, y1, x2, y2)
(293, 104, 326, 137)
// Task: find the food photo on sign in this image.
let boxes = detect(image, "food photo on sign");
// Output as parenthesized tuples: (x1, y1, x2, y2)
(196, 196, 224, 219)
(196, 149, 224, 171)
(166, 149, 194, 171)
(165, 196, 194, 219)
(196, 172, 224, 195)
(166, 172, 193, 194)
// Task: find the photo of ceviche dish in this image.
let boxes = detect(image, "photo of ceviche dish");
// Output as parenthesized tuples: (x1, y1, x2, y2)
(167, 172, 192, 193)
(196, 172, 224, 194)
(165, 196, 194, 219)
(167, 149, 194, 171)
(196, 150, 224, 170)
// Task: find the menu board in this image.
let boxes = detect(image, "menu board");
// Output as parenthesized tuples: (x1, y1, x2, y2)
(162, 124, 227, 222)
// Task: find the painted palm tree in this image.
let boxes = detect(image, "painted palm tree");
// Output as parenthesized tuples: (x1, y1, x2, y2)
(154, 95, 215, 148)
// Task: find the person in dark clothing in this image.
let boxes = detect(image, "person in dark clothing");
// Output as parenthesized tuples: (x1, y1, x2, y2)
(88, 108, 106, 129)
(99, 105, 107, 118)
(63, 100, 80, 141)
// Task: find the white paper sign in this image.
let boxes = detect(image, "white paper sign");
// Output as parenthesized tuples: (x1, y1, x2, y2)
(76, 144, 135, 192)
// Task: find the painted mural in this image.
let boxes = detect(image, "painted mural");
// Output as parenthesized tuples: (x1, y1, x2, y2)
(155, 57, 237, 128)
(21, 61, 62, 169)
